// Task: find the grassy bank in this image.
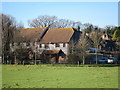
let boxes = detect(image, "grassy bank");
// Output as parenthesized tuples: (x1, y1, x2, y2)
(2, 65, 118, 88)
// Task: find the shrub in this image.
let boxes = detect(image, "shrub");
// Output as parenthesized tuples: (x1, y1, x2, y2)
(67, 53, 81, 64)
(14, 48, 34, 64)
(50, 57, 56, 64)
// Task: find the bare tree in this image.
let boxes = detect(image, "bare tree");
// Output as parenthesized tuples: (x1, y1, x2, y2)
(82, 23, 94, 33)
(54, 19, 73, 28)
(89, 27, 102, 64)
(77, 32, 90, 64)
(68, 40, 79, 64)
(28, 15, 58, 28)
(67, 32, 90, 65)
(55, 19, 81, 30)
(0, 14, 17, 64)
(0, 13, 24, 64)
(28, 15, 82, 30)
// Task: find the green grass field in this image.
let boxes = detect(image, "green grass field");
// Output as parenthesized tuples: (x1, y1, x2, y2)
(2, 65, 118, 88)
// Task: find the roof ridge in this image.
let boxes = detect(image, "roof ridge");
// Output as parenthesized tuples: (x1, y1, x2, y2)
(49, 27, 74, 33)
(23, 27, 74, 30)
(23, 27, 46, 30)
(50, 27, 73, 30)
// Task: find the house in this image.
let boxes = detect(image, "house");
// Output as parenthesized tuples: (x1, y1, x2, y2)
(99, 40, 116, 51)
(99, 34, 116, 51)
(102, 34, 112, 40)
(11, 27, 81, 63)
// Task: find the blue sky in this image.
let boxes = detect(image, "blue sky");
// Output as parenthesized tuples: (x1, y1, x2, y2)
(1, 2, 118, 28)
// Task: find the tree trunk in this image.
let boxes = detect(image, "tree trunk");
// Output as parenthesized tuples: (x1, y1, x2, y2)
(77, 61, 80, 66)
(83, 56, 85, 65)
(10, 60, 11, 64)
(96, 46, 98, 64)
(14, 55, 16, 64)
(34, 42, 37, 65)
(96, 53, 98, 64)
(2, 54, 4, 64)
(35, 51, 36, 65)
(23, 60, 25, 65)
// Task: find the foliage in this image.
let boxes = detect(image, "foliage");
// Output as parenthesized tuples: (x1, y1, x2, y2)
(50, 57, 56, 64)
(116, 41, 120, 51)
(1, 13, 119, 65)
(0, 14, 24, 64)
(105, 25, 117, 35)
(112, 28, 120, 40)
(67, 53, 80, 64)
(1, 14, 16, 57)
(82, 23, 94, 33)
(112, 27, 120, 51)
(15, 48, 34, 64)
(2, 65, 118, 88)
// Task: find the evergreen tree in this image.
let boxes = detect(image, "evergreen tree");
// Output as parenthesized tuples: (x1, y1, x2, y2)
(112, 27, 120, 40)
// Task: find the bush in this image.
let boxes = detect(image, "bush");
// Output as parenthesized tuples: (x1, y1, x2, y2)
(67, 53, 81, 64)
(50, 57, 56, 64)
(14, 48, 34, 64)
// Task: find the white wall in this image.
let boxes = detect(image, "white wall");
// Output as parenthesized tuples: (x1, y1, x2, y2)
(10, 42, 70, 55)
(37, 43, 69, 55)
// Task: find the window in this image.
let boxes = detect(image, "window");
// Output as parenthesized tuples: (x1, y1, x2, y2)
(17, 42, 20, 46)
(55, 43, 59, 47)
(26, 43, 30, 46)
(63, 43, 66, 47)
(23, 43, 26, 47)
(30, 43, 33, 46)
(45, 44, 49, 48)
(39, 44, 42, 48)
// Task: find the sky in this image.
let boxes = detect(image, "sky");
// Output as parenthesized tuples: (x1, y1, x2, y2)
(1, 2, 118, 28)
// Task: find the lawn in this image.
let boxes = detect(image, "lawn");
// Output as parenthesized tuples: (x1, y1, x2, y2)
(2, 65, 118, 88)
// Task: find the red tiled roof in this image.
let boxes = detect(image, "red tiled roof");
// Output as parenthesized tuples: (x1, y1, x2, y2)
(39, 27, 74, 44)
(20, 27, 46, 42)
(20, 27, 74, 43)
